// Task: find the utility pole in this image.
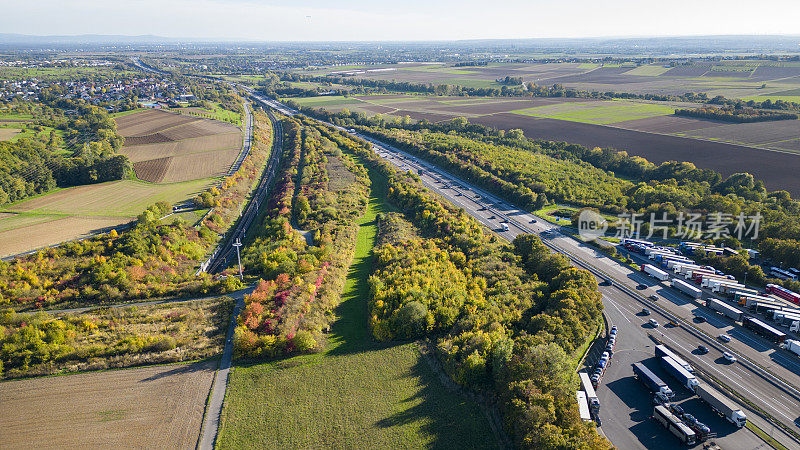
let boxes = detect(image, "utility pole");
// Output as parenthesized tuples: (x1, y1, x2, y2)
(233, 239, 243, 279)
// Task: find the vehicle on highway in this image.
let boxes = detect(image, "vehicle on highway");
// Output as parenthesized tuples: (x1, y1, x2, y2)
(649, 319, 659, 327)
(697, 345, 709, 354)
(694, 315, 706, 323)
(641, 308, 651, 315)
(488, 215, 495, 219)
(717, 334, 731, 343)
(722, 352, 737, 363)
(649, 294, 659, 301)
(501, 223, 509, 231)
(530, 218, 537, 223)
(637, 283, 647, 290)
(667, 320, 677, 327)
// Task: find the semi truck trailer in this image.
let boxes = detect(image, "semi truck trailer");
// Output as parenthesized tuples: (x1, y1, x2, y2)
(632, 362, 674, 402)
(642, 264, 669, 281)
(706, 298, 744, 322)
(695, 383, 747, 427)
(655, 345, 694, 374)
(672, 279, 702, 299)
(654, 404, 697, 445)
(660, 356, 700, 391)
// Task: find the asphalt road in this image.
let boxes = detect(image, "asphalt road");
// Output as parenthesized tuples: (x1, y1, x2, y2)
(356, 132, 800, 450)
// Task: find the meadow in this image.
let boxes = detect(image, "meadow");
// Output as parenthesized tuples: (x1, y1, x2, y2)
(512, 100, 676, 124)
(217, 158, 499, 448)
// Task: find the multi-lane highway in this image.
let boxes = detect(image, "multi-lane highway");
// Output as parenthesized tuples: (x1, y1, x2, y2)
(364, 134, 800, 449)
(254, 97, 800, 449)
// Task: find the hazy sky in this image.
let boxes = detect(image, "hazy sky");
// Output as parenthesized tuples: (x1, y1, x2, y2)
(4, 0, 800, 41)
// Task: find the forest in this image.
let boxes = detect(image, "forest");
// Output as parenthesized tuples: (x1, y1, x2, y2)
(0, 108, 274, 310)
(234, 116, 370, 357)
(295, 105, 800, 277)
(331, 122, 608, 449)
(675, 105, 798, 122)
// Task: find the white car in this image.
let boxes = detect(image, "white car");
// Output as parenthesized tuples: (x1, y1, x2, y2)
(649, 319, 659, 328)
(722, 352, 737, 363)
(718, 334, 732, 343)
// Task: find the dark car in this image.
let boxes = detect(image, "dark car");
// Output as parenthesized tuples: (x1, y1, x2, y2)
(697, 345, 709, 354)
(694, 315, 706, 323)
(530, 218, 537, 223)
(648, 294, 659, 301)
(637, 284, 647, 290)
(641, 308, 650, 316)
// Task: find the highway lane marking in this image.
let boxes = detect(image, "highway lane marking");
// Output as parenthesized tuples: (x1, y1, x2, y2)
(604, 297, 632, 323)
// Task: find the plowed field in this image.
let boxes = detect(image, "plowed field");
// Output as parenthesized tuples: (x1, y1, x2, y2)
(0, 361, 215, 449)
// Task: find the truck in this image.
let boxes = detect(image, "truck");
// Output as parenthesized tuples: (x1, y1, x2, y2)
(576, 391, 592, 422)
(772, 311, 800, 332)
(654, 404, 697, 445)
(500, 223, 509, 232)
(742, 316, 787, 344)
(672, 279, 702, 299)
(660, 356, 700, 391)
(632, 362, 674, 401)
(655, 345, 694, 374)
(578, 372, 600, 417)
(695, 383, 747, 427)
(766, 284, 800, 304)
(783, 339, 800, 357)
(706, 298, 744, 322)
(642, 264, 669, 281)
(712, 282, 746, 294)
(672, 263, 702, 274)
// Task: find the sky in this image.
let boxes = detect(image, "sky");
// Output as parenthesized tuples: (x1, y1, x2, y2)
(3, 0, 800, 41)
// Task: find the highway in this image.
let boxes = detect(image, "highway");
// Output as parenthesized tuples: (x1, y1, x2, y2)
(363, 134, 800, 449)
(253, 97, 800, 448)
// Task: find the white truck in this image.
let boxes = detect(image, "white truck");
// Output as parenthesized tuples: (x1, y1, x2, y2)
(695, 383, 747, 427)
(642, 264, 669, 281)
(783, 339, 800, 357)
(672, 279, 702, 299)
(706, 298, 744, 322)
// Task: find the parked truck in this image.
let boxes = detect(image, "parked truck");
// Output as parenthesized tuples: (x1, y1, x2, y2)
(654, 404, 697, 445)
(695, 383, 747, 427)
(576, 391, 592, 422)
(642, 264, 669, 281)
(672, 279, 702, 299)
(578, 372, 600, 418)
(632, 362, 674, 402)
(783, 339, 800, 357)
(743, 316, 787, 344)
(660, 356, 700, 390)
(706, 298, 744, 322)
(772, 311, 800, 332)
(655, 345, 694, 374)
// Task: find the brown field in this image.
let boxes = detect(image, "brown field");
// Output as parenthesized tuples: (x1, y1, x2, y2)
(116, 110, 242, 183)
(0, 361, 215, 449)
(610, 115, 724, 133)
(0, 214, 127, 258)
(679, 119, 800, 146)
(0, 128, 21, 140)
(116, 110, 200, 137)
(133, 157, 172, 183)
(161, 147, 240, 182)
(121, 133, 242, 163)
(469, 113, 800, 196)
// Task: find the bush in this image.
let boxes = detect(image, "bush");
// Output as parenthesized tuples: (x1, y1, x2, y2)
(392, 301, 431, 339)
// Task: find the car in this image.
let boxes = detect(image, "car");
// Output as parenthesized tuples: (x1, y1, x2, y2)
(669, 404, 684, 416)
(530, 219, 537, 223)
(642, 308, 651, 315)
(591, 373, 601, 384)
(667, 320, 677, 327)
(649, 319, 659, 328)
(605, 345, 614, 354)
(601, 351, 610, 360)
(694, 315, 706, 323)
(598, 359, 607, 369)
(723, 352, 737, 363)
(637, 284, 647, 290)
(648, 294, 659, 301)
(610, 325, 618, 333)
(683, 414, 697, 426)
(488, 215, 495, 219)
(697, 345, 709, 354)
(718, 334, 732, 343)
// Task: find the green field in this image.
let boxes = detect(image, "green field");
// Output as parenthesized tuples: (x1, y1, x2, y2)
(217, 163, 498, 449)
(623, 65, 671, 76)
(513, 100, 675, 124)
(180, 102, 241, 125)
(740, 95, 800, 103)
(400, 64, 480, 75)
(5, 178, 212, 217)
